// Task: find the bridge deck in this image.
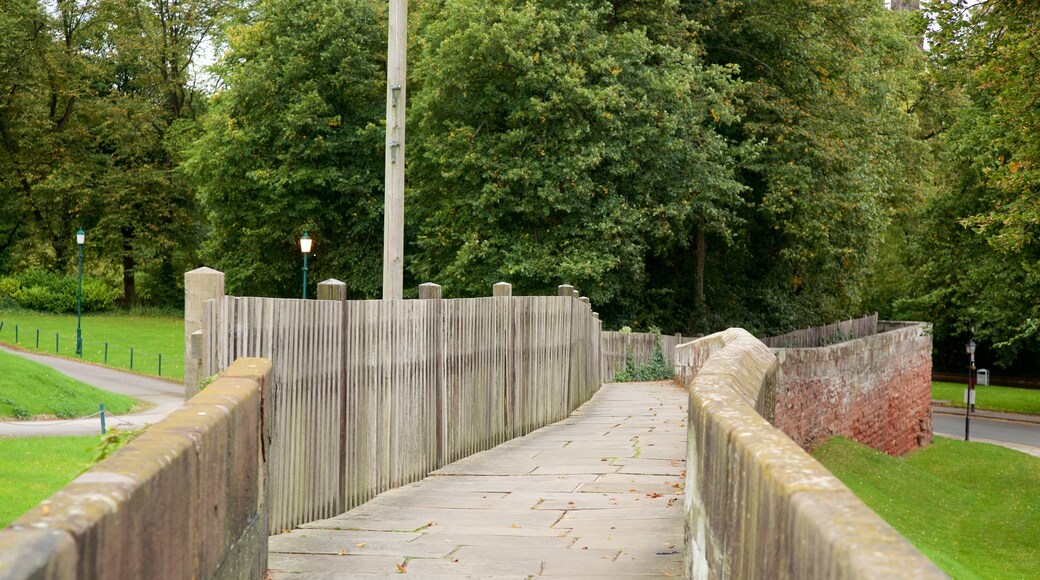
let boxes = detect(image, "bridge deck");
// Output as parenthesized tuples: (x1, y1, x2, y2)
(268, 380, 687, 578)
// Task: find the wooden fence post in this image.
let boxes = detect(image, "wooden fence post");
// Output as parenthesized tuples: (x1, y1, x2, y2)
(317, 278, 348, 301)
(557, 284, 574, 297)
(493, 282, 512, 297)
(418, 282, 442, 300)
(417, 282, 446, 466)
(184, 267, 224, 398)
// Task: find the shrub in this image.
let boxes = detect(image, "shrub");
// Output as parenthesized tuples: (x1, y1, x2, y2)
(0, 271, 119, 314)
(614, 331, 673, 382)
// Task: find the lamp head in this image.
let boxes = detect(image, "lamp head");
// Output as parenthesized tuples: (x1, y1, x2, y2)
(966, 339, 976, 356)
(300, 231, 313, 254)
(76, 228, 85, 245)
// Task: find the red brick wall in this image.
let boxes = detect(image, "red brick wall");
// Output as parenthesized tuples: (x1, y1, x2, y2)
(773, 323, 932, 456)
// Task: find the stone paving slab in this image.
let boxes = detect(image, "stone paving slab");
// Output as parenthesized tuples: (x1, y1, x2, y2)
(268, 380, 687, 578)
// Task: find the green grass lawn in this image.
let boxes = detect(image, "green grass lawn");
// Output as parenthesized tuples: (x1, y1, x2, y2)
(0, 349, 135, 418)
(0, 435, 98, 527)
(815, 436, 1040, 579)
(933, 381, 1040, 415)
(0, 309, 183, 379)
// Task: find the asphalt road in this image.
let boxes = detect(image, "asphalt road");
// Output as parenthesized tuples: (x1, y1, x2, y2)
(933, 411, 1040, 457)
(0, 345, 185, 437)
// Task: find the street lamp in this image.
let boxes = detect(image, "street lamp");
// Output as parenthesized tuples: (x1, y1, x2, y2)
(300, 232, 313, 299)
(964, 338, 976, 441)
(76, 228, 84, 357)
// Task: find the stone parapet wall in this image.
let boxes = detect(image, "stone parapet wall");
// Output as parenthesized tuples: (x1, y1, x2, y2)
(678, 329, 945, 580)
(0, 358, 271, 580)
(774, 322, 932, 455)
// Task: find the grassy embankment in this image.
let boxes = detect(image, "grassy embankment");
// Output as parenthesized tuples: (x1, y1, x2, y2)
(933, 381, 1040, 415)
(816, 436, 1040, 579)
(0, 349, 134, 419)
(0, 435, 98, 527)
(0, 309, 183, 380)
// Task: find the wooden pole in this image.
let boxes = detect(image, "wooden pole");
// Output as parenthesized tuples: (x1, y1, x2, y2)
(382, 0, 407, 300)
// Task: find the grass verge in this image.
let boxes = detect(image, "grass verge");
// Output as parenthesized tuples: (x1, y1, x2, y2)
(933, 381, 1040, 415)
(0, 309, 182, 379)
(0, 349, 135, 419)
(0, 435, 97, 527)
(815, 436, 1040, 579)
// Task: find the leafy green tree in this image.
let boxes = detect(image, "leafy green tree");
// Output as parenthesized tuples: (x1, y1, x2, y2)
(408, 0, 748, 324)
(900, 0, 1040, 368)
(681, 0, 928, 333)
(184, 0, 386, 297)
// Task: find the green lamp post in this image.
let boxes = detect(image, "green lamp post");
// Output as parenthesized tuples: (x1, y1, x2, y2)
(76, 228, 84, 356)
(300, 232, 313, 299)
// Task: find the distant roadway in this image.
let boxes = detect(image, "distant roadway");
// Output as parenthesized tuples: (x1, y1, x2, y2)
(933, 410, 1040, 457)
(0, 345, 184, 437)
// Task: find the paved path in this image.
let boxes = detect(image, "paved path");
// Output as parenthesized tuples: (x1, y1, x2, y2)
(0, 346, 184, 437)
(933, 407, 1040, 458)
(268, 380, 688, 578)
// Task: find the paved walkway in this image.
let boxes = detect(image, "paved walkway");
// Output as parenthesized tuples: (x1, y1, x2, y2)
(0, 345, 184, 437)
(268, 380, 688, 578)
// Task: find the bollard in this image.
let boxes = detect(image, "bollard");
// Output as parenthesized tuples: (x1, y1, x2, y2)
(104, 342, 108, 363)
(14, 324, 18, 343)
(99, 404, 106, 435)
(0, 321, 4, 332)
(36, 329, 39, 348)
(158, 353, 162, 376)
(130, 348, 134, 370)
(55, 333, 59, 353)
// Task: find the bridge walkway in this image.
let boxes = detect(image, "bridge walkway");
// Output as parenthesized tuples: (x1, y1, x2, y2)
(267, 380, 688, 578)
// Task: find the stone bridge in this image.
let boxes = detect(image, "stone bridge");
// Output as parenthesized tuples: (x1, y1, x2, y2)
(0, 269, 946, 579)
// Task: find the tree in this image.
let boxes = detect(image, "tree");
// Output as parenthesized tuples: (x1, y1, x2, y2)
(899, 0, 1040, 369)
(184, 0, 387, 297)
(408, 0, 748, 326)
(679, 0, 928, 333)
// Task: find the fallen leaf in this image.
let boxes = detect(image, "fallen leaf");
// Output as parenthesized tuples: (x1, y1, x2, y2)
(427, 521, 435, 527)
(356, 543, 366, 548)
(451, 558, 459, 563)
(672, 484, 681, 489)
(648, 492, 662, 498)
(338, 549, 345, 556)
(582, 546, 588, 550)
(281, 528, 291, 534)
(628, 489, 638, 493)
(396, 563, 407, 574)
(510, 523, 520, 528)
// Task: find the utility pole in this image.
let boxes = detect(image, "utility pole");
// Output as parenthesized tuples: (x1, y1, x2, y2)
(382, 0, 407, 300)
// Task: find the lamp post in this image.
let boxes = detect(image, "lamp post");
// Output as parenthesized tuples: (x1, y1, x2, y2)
(76, 228, 84, 357)
(964, 338, 976, 441)
(300, 232, 313, 299)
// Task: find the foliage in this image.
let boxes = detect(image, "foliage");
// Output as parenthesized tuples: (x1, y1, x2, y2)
(932, 382, 1040, 416)
(408, 0, 748, 316)
(815, 436, 1040, 579)
(0, 0, 235, 307)
(613, 334, 673, 382)
(0, 309, 183, 379)
(185, 0, 387, 298)
(0, 271, 119, 314)
(679, 0, 929, 334)
(0, 349, 135, 418)
(87, 428, 142, 465)
(0, 435, 98, 527)
(898, 1, 1040, 368)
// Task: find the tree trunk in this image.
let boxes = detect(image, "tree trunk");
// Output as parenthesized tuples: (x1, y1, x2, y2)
(695, 223, 706, 306)
(121, 226, 136, 305)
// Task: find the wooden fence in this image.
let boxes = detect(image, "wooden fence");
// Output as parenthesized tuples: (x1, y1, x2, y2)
(600, 331, 698, 382)
(759, 313, 879, 349)
(199, 285, 603, 533)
